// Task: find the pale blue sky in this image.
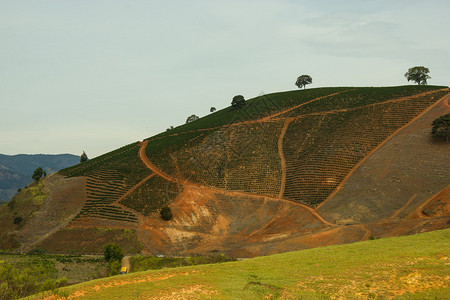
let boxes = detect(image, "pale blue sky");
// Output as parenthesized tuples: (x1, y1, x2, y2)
(1, 0, 449, 157)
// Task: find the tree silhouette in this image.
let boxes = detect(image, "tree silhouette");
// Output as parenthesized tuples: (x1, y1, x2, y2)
(404, 66, 430, 85)
(295, 75, 312, 89)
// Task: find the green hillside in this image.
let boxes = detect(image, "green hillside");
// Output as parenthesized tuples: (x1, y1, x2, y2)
(60, 85, 448, 218)
(2, 84, 446, 257)
(34, 228, 450, 299)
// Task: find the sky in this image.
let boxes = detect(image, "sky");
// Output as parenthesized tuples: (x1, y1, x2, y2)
(1, 0, 449, 158)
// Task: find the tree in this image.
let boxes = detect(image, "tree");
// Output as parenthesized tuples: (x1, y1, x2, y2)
(32, 167, 45, 182)
(210, 107, 216, 113)
(295, 75, 312, 89)
(231, 95, 245, 109)
(186, 114, 199, 124)
(431, 113, 450, 143)
(103, 243, 124, 263)
(404, 66, 431, 85)
(160, 206, 173, 221)
(80, 151, 88, 163)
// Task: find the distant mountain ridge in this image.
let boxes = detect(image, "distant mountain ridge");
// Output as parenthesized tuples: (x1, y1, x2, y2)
(0, 154, 80, 203)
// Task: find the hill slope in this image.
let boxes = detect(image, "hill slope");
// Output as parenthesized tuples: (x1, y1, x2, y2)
(0, 154, 79, 203)
(33, 228, 450, 299)
(0, 85, 448, 256)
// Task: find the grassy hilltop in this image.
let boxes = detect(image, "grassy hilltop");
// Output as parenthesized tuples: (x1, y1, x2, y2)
(0, 85, 448, 257)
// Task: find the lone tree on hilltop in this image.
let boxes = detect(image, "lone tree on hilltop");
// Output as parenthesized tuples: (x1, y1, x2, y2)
(210, 107, 216, 113)
(431, 113, 450, 143)
(295, 75, 312, 89)
(404, 66, 430, 85)
(32, 167, 45, 182)
(80, 151, 88, 163)
(231, 95, 245, 109)
(186, 114, 199, 124)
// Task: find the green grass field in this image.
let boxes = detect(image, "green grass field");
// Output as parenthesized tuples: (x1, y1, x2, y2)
(35, 228, 450, 299)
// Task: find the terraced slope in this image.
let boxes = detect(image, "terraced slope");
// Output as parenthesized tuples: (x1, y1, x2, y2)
(60, 143, 151, 225)
(1, 85, 448, 256)
(145, 86, 448, 207)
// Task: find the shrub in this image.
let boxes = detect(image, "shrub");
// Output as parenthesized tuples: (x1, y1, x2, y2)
(103, 243, 124, 263)
(160, 206, 173, 221)
(108, 260, 121, 276)
(13, 216, 23, 225)
(431, 113, 450, 143)
(28, 248, 46, 255)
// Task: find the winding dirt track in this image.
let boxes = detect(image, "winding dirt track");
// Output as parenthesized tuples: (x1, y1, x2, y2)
(278, 118, 294, 199)
(139, 140, 178, 183)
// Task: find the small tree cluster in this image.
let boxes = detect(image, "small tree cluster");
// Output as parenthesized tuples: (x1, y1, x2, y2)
(104, 243, 124, 276)
(0, 260, 67, 299)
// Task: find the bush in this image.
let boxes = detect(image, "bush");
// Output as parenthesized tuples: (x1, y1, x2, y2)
(160, 206, 173, 221)
(103, 243, 124, 263)
(28, 248, 46, 255)
(0, 260, 65, 299)
(13, 216, 23, 225)
(108, 260, 121, 276)
(431, 113, 450, 143)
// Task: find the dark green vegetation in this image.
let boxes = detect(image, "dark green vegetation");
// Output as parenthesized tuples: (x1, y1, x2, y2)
(80, 151, 88, 163)
(103, 243, 124, 276)
(103, 244, 124, 263)
(0, 153, 79, 203)
(159, 206, 173, 220)
(432, 113, 450, 142)
(405, 66, 431, 85)
(295, 74, 312, 89)
(34, 229, 450, 299)
(231, 94, 246, 109)
(130, 253, 237, 272)
(0, 252, 107, 299)
(32, 167, 45, 182)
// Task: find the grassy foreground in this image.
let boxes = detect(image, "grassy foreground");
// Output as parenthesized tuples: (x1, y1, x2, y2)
(33, 229, 450, 299)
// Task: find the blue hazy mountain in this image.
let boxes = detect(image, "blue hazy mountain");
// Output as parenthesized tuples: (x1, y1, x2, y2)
(0, 154, 80, 203)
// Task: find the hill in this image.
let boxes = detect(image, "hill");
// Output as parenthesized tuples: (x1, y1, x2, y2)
(0, 154, 79, 203)
(32, 228, 450, 299)
(0, 85, 448, 256)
